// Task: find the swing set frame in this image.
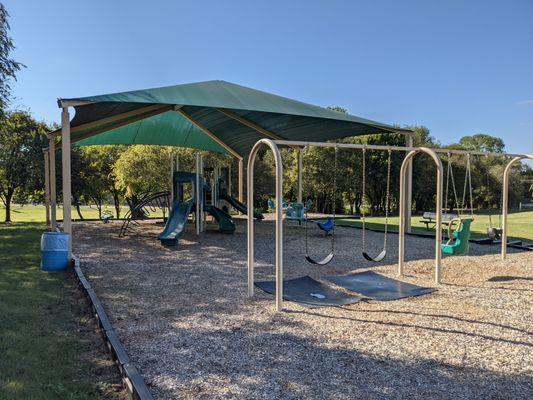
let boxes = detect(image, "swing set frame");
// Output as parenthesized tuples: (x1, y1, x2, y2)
(247, 138, 533, 311)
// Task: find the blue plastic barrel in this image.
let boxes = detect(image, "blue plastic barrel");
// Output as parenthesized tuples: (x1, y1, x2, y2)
(40, 232, 70, 271)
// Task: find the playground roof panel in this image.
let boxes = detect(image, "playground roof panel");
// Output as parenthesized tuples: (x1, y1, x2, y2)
(57, 80, 410, 157)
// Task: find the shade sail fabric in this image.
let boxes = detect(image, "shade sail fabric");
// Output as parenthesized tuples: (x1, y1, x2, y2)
(58, 80, 408, 156)
(74, 110, 230, 154)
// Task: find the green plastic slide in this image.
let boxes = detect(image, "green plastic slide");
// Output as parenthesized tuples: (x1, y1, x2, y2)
(219, 193, 264, 220)
(158, 200, 194, 246)
(205, 205, 236, 233)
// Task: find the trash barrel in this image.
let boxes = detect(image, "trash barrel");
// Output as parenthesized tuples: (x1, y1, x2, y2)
(40, 232, 70, 271)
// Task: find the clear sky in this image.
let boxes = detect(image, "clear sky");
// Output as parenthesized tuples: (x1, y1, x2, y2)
(4, 0, 533, 156)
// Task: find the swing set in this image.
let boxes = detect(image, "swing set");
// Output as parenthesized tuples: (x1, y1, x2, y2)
(247, 138, 533, 311)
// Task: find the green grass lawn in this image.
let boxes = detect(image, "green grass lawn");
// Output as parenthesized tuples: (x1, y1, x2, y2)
(332, 209, 533, 242)
(0, 204, 164, 223)
(3, 205, 533, 242)
(0, 204, 125, 222)
(0, 222, 125, 400)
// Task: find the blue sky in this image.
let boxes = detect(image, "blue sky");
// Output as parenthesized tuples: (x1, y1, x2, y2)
(5, 0, 533, 155)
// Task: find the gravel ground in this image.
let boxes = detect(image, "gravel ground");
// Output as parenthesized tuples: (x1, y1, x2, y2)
(75, 216, 533, 400)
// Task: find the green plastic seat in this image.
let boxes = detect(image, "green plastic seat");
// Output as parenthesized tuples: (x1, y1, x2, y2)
(441, 218, 473, 255)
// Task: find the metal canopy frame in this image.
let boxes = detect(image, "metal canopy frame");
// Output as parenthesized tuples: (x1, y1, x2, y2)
(247, 138, 533, 312)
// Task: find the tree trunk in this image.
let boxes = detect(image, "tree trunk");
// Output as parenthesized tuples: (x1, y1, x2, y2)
(112, 188, 121, 219)
(72, 194, 84, 220)
(90, 196, 103, 219)
(4, 188, 14, 223)
(75, 203, 84, 220)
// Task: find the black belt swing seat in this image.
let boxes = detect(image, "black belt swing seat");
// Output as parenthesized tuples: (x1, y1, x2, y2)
(361, 148, 392, 262)
(304, 146, 337, 266)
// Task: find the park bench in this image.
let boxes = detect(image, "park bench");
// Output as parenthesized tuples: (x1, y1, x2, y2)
(419, 211, 459, 230)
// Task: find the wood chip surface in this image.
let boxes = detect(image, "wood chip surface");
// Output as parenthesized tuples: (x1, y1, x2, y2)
(74, 217, 533, 400)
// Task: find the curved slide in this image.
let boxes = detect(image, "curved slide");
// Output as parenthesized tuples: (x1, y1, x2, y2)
(219, 193, 264, 220)
(158, 200, 194, 246)
(205, 205, 236, 233)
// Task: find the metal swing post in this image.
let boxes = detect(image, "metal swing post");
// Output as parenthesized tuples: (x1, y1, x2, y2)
(248, 139, 284, 311)
(399, 147, 443, 283)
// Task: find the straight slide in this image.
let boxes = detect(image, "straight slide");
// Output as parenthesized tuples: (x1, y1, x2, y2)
(158, 200, 193, 246)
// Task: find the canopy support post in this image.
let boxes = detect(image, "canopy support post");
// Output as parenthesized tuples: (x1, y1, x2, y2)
(501, 156, 524, 259)
(238, 158, 244, 203)
(248, 139, 284, 311)
(170, 154, 174, 205)
(48, 135, 57, 231)
(43, 148, 51, 230)
(228, 160, 232, 197)
(297, 148, 303, 203)
(61, 107, 73, 259)
(195, 152, 202, 236)
(200, 155, 204, 231)
(399, 147, 443, 283)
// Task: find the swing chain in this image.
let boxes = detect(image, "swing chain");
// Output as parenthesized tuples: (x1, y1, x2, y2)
(383, 149, 392, 250)
(332, 146, 337, 252)
(461, 153, 474, 218)
(445, 152, 460, 216)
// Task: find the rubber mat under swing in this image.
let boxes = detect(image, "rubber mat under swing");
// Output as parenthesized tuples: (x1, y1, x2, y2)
(326, 271, 436, 301)
(255, 276, 364, 308)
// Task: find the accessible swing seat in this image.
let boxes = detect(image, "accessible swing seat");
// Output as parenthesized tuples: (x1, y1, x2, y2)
(441, 218, 474, 255)
(440, 153, 475, 256)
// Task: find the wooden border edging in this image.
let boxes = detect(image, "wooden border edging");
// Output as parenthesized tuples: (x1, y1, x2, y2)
(72, 257, 154, 400)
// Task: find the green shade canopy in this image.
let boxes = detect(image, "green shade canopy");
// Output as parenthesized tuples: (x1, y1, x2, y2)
(57, 80, 409, 157)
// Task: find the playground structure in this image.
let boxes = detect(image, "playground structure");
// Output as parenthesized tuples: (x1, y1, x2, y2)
(158, 168, 236, 246)
(117, 152, 263, 245)
(247, 138, 533, 311)
(158, 153, 264, 245)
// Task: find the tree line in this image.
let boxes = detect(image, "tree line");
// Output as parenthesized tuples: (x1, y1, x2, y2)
(255, 128, 532, 216)
(1, 109, 532, 223)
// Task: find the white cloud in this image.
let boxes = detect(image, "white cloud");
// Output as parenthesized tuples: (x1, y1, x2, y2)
(517, 99, 533, 105)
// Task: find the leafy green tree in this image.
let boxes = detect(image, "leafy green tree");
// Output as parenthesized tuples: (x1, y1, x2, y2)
(0, 111, 47, 222)
(113, 145, 173, 209)
(80, 146, 124, 218)
(459, 134, 505, 153)
(0, 4, 24, 111)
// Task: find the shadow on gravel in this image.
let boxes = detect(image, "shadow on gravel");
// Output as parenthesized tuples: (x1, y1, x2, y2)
(149, 320, 532, 400)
